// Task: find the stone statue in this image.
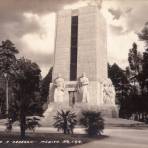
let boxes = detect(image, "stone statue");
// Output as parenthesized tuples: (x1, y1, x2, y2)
(53, 73, 65, 102)
(103, 79, 116, 105)
(78, 72, 89, 103)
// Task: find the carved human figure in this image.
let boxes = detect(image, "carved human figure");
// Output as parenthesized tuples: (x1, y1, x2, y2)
(53, 73, 65, 102)
(103, 79, 115, 105)
(78, 72, 89, 103)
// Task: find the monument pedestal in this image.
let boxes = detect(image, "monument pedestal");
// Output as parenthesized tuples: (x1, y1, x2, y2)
(40, 102, 118, 127)
(40, 102, 71, 127)
(73, 103, 119, 118)
(41, 5, 119, 127)
(40, 80, 118, 127)
(49, 80, 117, 107)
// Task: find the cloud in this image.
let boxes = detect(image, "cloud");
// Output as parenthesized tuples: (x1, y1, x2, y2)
(0, 0, 103, 77)
(104, 0, 148, 34)
(0, 0, 80, 40)
(108, 8, 122, 20)
(125, 8, 132, 14)
(0, 0, 79, 15)
(82, 0, 102, 8)
(0, 0, 83, 77)
(109, 25, 124, 35)
(0, 0, 147, 76)
(0, 0, 102, 16)
(108, 7, 132, 21)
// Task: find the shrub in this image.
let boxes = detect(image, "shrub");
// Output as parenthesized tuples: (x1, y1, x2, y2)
(5, 118, 13, 132)
(79, 110, 104, 136)
(25, 116, 41, 132)
(53, 110, 77, 134)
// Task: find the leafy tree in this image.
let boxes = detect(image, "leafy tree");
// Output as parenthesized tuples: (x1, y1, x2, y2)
(108, 63, 130, 101)
(128, 43, 143, 92)
(10, 58, 42, 138)
(138, 22, 148, 45)
(0, 88, 5, 115)
(0, 40, 18, 74)
(128, 43, 142, 75)
(40, 67, 53, 105)
(136, 23, 148, 121)
(138, 23, 148, 88)
(0, 40, 19, 115)
(142, 48, 148, 94)
(79, 110, 104, 136)
(0, 40, 43, 137)
(126, 41, 148, 121)
(53, 110, 77, 134)
(138, 23, 148, 94)
(108, 63, 132, 118)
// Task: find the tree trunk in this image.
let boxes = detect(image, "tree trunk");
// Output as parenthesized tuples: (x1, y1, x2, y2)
(20, 86, 26, 139)
(64, 129, 67, 134)
(20, 109, 26, 139)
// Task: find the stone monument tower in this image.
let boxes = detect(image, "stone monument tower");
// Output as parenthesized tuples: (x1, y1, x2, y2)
(42, 5, 118, 125)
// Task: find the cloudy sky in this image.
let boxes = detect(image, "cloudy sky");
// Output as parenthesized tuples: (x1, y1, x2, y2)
(0, 0, 147, 77)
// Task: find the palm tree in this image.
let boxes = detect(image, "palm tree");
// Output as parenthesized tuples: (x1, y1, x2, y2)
(53, 110, 77, 134)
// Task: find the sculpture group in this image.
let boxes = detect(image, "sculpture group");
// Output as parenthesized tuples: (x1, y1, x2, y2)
(102, 79, 116, 105)
(53, 73, 115, 105)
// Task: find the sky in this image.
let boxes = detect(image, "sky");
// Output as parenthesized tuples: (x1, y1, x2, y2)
(0, 0, 147, 77)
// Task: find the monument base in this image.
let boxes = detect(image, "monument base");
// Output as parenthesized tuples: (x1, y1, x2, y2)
(40, 102, 119, 127)
(40, 78, 118, 127)
(73, 103, 119, 118)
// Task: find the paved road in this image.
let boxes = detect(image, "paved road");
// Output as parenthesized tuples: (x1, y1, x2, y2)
(71, 128, 148, 148)
(0, 126, 148, 148)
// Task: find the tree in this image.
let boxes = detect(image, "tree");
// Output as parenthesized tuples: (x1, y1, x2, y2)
(79, 110, 104, 136)
(0, 88, 5, 115)
(53, 110, 77, 134)
(108, 63, 130, 101)
(128, 43, 143, 91)
(0, 40, 43, 136)
(0, 40, 18, 74)
(40, 67, 53, 105)
(108, 63, 132, 118)
(142, 48, 148, 94)
(138, 22, 148, 46)
(138, 23, 148, 93)
(11, 58, 42, 138)
(0, 40, 19, 115)
(127, 42, 148, 121)
(128, 43, 142, 75)
(137, 23, 148, 121)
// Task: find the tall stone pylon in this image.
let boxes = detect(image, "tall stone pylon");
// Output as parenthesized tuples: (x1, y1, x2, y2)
(52, 5, 108, 105)
(41, 5, 118, 126)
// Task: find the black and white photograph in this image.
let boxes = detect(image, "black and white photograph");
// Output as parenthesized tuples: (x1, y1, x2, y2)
(0, 0, 148, 148)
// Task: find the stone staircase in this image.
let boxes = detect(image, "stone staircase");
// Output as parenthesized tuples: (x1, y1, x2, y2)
(40, 103, 72, 127)
(40, 103, 146, 128)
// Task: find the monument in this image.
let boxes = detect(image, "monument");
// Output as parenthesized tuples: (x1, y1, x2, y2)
(41, 3, 118, 126)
